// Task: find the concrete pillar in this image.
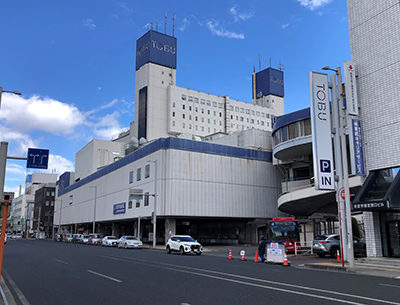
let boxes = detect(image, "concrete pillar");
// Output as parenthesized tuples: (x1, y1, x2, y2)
(112, 223, 120, 238)
(165, 218, 176, 244)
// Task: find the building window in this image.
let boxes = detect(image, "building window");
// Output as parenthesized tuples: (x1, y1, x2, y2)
(207, 110, 210, 115)
(145, 164, 150, 178)
(246, 109, 250, 114)
(51, 201, 54, 206)
(218, 103, 223, 108)
(201, 108, 204, 114)
(136, 200, 140, 208)
(201, 118, 204, 123)
(214, 120, 216, 125)
(172, 121, 175, 126)
(219, 112, 222, 117)
(240, 108, 244, 113)
(137, 168, 141, 181)
(129, 171, 133, 183)
(208, 127, 210, 132)
(183, 105, 185, 110)
(202, 126, 204, 131)
(189, 115, 192, 120)
(201, 99, 205, 104)
(240, 117, 244, 122)
(251, 119, 254, 124)
(195, 107, 198, 112)
(183, 114, 185, 119)
(257, 120, 259, 125)
(214, 111, 216, 116)
(46, 191, 50, 196)
(235, 107, 239, 112)
(236, 116, 239, 120)
(208, 119, 210, 124)
(251, 110, 255, 115)
(69, 195, 73, 205)
(172, 112, 175, 117)
(247, 118, 249, 123)
(212, 101, 216, 107)
(256, 111, 260, 116)
(183, 123, 185, 128)
(229, 106, 234, 111)
(173, 102, 175, 108)
(46, 201, 49, 206)
(181, 94, 187, 100)
(128, 200, 133, 209)
(144, 193, 149, 206)
(188, 96, 193, 102)
(261, 112, 265, 118)
(189, 124, 192, 129)
(261, 121, 265, 126)
(51, 191, 55, 196)
(195, 116, 198, 121)
(231, 115, 233, 119)
(220, 121, 222, 126)
(194, 97, 199, 103)
(189, 106, 192, 111)
(266, 113, 270, 118)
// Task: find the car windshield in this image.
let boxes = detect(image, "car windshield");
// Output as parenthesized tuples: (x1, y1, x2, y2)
(93, 234, 101, 238)
(82, 235, 89, 238)
(180, 236, 195, 242)
(314, 235, 328, 241)
(107, 236, 117, 240)
(126, 236, 139, 240)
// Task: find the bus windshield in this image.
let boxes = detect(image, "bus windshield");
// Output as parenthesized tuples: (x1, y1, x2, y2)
(268, 221, 300, 241)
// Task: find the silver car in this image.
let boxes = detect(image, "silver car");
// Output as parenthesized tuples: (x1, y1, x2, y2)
(118, 236, 143, 249)
(88, 233, 102, 245)
(102, 236, 118, 247)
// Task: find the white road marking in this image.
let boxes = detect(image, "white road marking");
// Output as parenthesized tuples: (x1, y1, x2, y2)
(97, 255, 400, 305)
(379, 283, 400, 289)
(3, 271, 31, 305)
(54, 259, 68, 264)
(87, 270, 122, 283)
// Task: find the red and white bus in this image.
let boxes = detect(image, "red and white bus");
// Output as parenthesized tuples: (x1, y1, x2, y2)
(267, 217, 301, 253)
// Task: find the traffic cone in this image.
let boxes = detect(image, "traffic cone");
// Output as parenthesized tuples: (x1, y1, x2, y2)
(337, 250, 341, 262)
(253, 251, 259, 263)
(228, 249, 234, 260)
(283, 252, 290, 267)
(240, 250, 247, 261)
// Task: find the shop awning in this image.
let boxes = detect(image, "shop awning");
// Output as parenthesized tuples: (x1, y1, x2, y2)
(352, 169, 400, 211)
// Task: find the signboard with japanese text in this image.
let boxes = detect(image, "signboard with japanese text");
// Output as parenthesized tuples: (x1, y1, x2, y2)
(309, 72, 335, 190)
(113, 202, 126, 215)
(349, 119, 365, 175)
(344, 61, 358, 116)
(26, 148, 49, 169)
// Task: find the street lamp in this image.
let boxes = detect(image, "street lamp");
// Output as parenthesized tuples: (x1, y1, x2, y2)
(0, 86, 21, 109)
(90, 186, 97, 233)
(147, 160, 158, 248)
(322, 65, 355, 269)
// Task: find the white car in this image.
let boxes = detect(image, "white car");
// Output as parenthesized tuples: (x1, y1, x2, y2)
(102, 236, 118, 247)
(118, 236, 143, 249)
(79, 235, 90, 244)
(166, 235, 202, 255)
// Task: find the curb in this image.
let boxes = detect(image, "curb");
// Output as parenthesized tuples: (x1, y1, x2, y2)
(302, 263, 356, 273)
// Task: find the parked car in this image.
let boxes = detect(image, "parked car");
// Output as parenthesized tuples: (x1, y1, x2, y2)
(16, 233, 22, 239)
(88, 233, 102, 245)
(102, 236, 118, 247)
(54, 233, 63, 242)
(166, 235, 202, 255)
(312, 233, 367, 258)
(118, 236, 143, 249)
(72, 234, 82, 243)
(64, 233, 73, 243)
(6, 233, 12, 240)
(79, 234, 90, 244)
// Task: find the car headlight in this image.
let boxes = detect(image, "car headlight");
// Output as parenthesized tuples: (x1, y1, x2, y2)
(139, 242, 143, 245)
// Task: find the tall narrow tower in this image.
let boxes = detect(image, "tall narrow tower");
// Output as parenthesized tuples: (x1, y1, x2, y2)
(133, 30, 177, 141)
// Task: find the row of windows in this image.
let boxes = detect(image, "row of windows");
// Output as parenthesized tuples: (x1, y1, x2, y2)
(273, 119, 312, 145)
(45, 201, 55, 206)
(46, 191, 55, 197)
(128, 194, 149, 209)
(181, 95, 223, 108)
(173, 102, 271, 119)
(129, 164, 150, 183)
(172, 111, 223, 118)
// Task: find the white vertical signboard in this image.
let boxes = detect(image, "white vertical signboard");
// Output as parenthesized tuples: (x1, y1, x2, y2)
(344, 61, 358, 116)
(309, 72, 335, 190)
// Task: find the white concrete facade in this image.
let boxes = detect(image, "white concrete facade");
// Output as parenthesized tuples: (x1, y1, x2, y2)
(75, 139, 127, 181)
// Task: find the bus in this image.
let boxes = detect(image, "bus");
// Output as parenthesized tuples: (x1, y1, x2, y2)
(267, 217, 301, 253)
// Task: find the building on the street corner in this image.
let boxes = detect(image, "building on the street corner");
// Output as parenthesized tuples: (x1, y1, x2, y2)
(32, 184, 56, 239)
(54, 29, 287, 244)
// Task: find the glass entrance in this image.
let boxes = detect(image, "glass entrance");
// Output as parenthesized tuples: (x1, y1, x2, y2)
(387, 221, 400, 258)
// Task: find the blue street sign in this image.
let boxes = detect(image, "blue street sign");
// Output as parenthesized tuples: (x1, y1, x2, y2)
(27, 148, 49, 169)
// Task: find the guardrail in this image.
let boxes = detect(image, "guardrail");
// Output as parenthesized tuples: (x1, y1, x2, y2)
(294, 241, 314, 256)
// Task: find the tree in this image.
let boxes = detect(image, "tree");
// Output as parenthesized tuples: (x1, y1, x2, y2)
(352, 217, 360, 238)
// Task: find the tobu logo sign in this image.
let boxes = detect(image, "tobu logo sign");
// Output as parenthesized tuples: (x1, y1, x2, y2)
(270, 76, 284, 85)
(137, 40, 176, 57)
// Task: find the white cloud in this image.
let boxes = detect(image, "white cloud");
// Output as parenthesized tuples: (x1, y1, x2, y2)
(297, 0, 333, 11)
(83, 19, 96, 30)
(282, 23, 289, 29)
(230, 6, 254, 22)
(92, 111, 128, 140)
(179, 18, 190, 32)
(0, 93, 85, 136)
(206, 21, 244, 39)
(117, 2, 133, 13)
(46, 154, 75, 176)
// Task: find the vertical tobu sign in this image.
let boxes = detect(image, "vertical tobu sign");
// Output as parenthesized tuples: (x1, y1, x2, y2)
(344, 61, 358, 116)
(309, 72, 335, 190)
(349, 119, 365, 175)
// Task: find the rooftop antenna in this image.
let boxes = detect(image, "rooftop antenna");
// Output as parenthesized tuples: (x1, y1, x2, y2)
(258, 54, 261, 71)
(270, 58, 272, 68)
(151, 22, 153, 30)
(277, 61, 285, 71)
(156, 19, 158, 31)
(165, 12, 167, 34)
(173, 14, 176, 37)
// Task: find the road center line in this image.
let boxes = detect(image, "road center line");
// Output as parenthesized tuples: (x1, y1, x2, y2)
(87, 270, 122, 283)
(379, 283, 400, 289)
(54, 259, 68, 264)
(97, 255, 400, 305)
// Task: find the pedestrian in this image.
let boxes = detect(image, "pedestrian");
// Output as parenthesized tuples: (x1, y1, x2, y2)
(258, 235, 267, 262)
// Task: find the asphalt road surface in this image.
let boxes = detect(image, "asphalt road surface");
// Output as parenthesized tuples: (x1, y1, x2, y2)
(2, 240, 400, 305)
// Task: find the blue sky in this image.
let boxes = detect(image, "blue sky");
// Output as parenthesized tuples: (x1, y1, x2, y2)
(0, 0, 350, 194)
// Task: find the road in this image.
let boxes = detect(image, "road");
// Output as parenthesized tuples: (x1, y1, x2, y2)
(2, 240, 400, 305)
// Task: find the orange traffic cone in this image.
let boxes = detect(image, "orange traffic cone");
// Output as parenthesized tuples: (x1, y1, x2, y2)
(253, 251, 259, 263)
(283, 252, 290, 267)
(240, 250, 247, 261)
(228, 249, 234, 260)
(337, 250, 341, 262)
